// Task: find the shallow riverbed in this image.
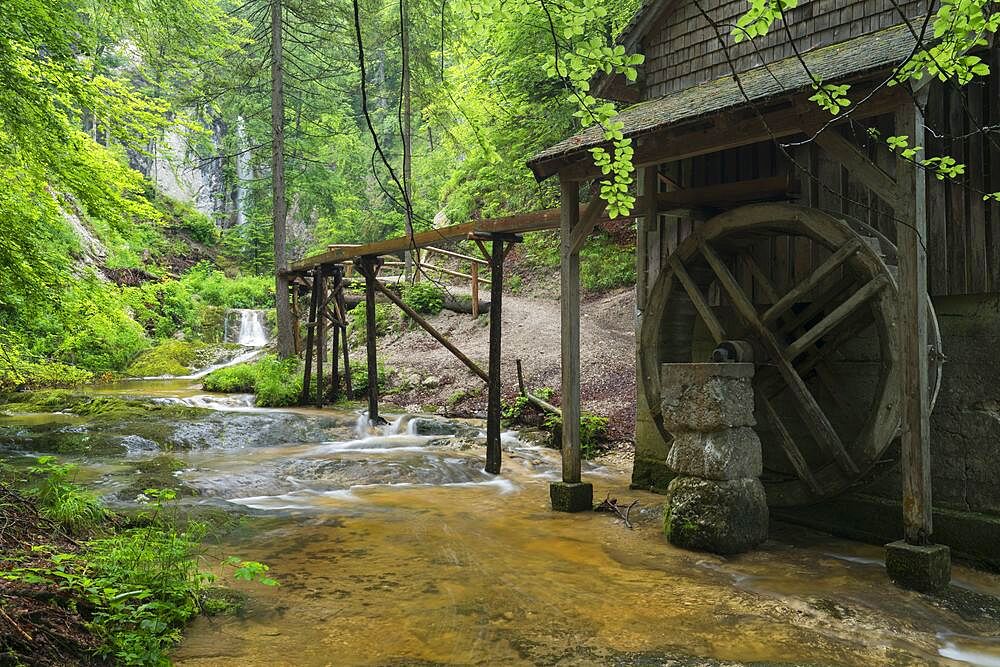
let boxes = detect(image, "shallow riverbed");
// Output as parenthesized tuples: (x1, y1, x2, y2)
(2, 380, 999, 666)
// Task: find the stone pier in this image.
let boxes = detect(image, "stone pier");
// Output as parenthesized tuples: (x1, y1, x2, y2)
(660, 363, 768, 554)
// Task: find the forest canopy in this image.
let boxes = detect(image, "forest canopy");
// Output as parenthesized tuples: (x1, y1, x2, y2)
(0, 0, 639, 386)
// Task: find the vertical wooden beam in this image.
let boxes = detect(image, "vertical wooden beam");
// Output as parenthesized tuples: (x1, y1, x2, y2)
(485, 238, 505, 474)
(639, 165, 659, 312)
(315, 268, 327, 408)
(300, 272, 319, 405)
(361, 257, 382, 424)
(559, 177, 582, 484)
(330, 267, 342, 402)
(337, 279, 353, 399)
(896, 98, 933, 545)
(471, 262, 480, 318)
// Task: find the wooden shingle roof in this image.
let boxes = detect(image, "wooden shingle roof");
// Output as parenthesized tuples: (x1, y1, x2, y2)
(529, 24, 919, 179)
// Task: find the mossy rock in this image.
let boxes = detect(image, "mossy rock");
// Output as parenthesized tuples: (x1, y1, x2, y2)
(126, 340, 208, 377)
(116, 455, 198, 501)
(663, 476, 768, 554)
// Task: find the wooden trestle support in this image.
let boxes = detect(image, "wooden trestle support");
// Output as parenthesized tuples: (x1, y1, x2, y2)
(300, 264, 353, 408)
(310, 234, 520, 474)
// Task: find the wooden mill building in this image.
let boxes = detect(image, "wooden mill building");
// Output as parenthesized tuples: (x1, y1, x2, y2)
(528, 0, 1000, 566)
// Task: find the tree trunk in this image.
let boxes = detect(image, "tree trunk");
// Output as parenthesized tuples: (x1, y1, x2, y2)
(272, 0, 295, 358)
(401, 0, 415, 279)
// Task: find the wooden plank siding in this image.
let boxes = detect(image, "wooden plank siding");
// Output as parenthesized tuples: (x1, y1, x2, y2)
(641, 0, 926, 100)
(640, 79, 1000, 302)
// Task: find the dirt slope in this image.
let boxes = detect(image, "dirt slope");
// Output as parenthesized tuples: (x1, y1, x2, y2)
(372, 286, 637, 443)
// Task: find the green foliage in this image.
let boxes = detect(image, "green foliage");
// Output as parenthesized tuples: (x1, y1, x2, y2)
(501, 395, 530, 425)
(542, 411, 610, 459)
(508, 274, 523, 294)
(180, 262, 274, 309)
(202, 363, 257, 393)
(4, 461, 275, 666)
(203, 355, 302, 407)
(25, 456, 108, 534)
(581, 234, 636, 291)
(350, 361, 389, 394)
(402, 282, 445, 315)
(123, 280, 200, 339)
(348, 302, 400, 342)
(126, 340, 205, 377)
(523, 232, 561, 269)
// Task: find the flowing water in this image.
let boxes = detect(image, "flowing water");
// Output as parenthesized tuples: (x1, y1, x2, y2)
(2, 380, 999, 666)
(224, 309, 269, 348)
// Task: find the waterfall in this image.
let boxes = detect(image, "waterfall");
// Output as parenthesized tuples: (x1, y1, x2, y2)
(234, 118, 251, 226)
(225, 309, 269, 347)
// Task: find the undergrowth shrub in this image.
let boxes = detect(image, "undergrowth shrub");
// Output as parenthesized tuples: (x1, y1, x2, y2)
(122, 280, 199, 339)
(25, 456, 107, 534)
(581, 233, 635, 291)
(402, 282, 444, 315)
(350, 361, 389, 395)
(348, 302, 399, 343)
(180, 262, 273, 309)
(202, 355, 301, 407)
(542, 411, 609, 459)
(3, 463, 278, 666)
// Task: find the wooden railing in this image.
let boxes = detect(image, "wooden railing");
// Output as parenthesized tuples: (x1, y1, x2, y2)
(326, 244, 491, 317)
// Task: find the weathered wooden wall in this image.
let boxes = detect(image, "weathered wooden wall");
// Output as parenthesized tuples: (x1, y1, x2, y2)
(642, 0, 925, 99)
(638, 79, 1000, 299)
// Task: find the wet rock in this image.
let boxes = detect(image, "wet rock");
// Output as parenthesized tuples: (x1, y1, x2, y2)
(410, 418, 480, 439)
(663, 476, 768, 554)
(660, 363, 755, 432)
(411, 418, 458, 436)
(667, 428, 762, 481)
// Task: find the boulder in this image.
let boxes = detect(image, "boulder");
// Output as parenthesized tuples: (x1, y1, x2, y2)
(410, 418, 480, 439)
(663, 476, 768, 554)
(666, 428, 762, 481)
(660, 363, 755, 432)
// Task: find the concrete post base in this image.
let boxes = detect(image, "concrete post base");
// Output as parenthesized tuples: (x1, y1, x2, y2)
(550, 482, 593, 513)
(885, 540, 951, 593)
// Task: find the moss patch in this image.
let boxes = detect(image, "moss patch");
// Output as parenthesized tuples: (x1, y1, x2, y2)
(126, 340, 210, 377)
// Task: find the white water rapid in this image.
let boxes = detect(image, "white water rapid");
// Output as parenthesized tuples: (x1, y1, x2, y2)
(225, 309, 269, 347)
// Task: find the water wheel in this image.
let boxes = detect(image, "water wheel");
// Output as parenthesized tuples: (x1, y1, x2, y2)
(640, 203, 942, 507)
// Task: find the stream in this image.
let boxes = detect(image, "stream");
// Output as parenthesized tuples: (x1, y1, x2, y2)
(2, 379, 1000, 666)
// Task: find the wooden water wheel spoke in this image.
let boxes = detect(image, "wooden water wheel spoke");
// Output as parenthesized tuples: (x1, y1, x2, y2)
(785, 275, 888, 360)
(762, 238, 862, 325)
(699, 240, 860, 476)
(742, 253, 779, 303)
(776, 273, 858, 338)
(760, 394, 823, 494)
(741, 253, 846, 407)
(669, 254, 726, 344)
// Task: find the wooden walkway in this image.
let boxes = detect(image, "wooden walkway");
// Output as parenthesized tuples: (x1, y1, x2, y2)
(287, 207, 568, 274)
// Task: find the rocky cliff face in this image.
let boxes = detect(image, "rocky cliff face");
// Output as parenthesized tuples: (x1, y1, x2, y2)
(132, 112, 251, 230)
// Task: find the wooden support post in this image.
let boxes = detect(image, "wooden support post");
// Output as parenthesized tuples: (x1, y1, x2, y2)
(300, 272, 319, 405)
(471, 262, 480, 318)
(360, 257, 384, 425)
(885, 97, 950, 594)
(330, 266, 342, 402)
(315, 268, 327, 408)
(895, 100, 933, 545)
(550, 177, 592, 512)
(485, 237, 505, 474)
(560, 178, 581, 484)
(336, 279, 353, 399)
